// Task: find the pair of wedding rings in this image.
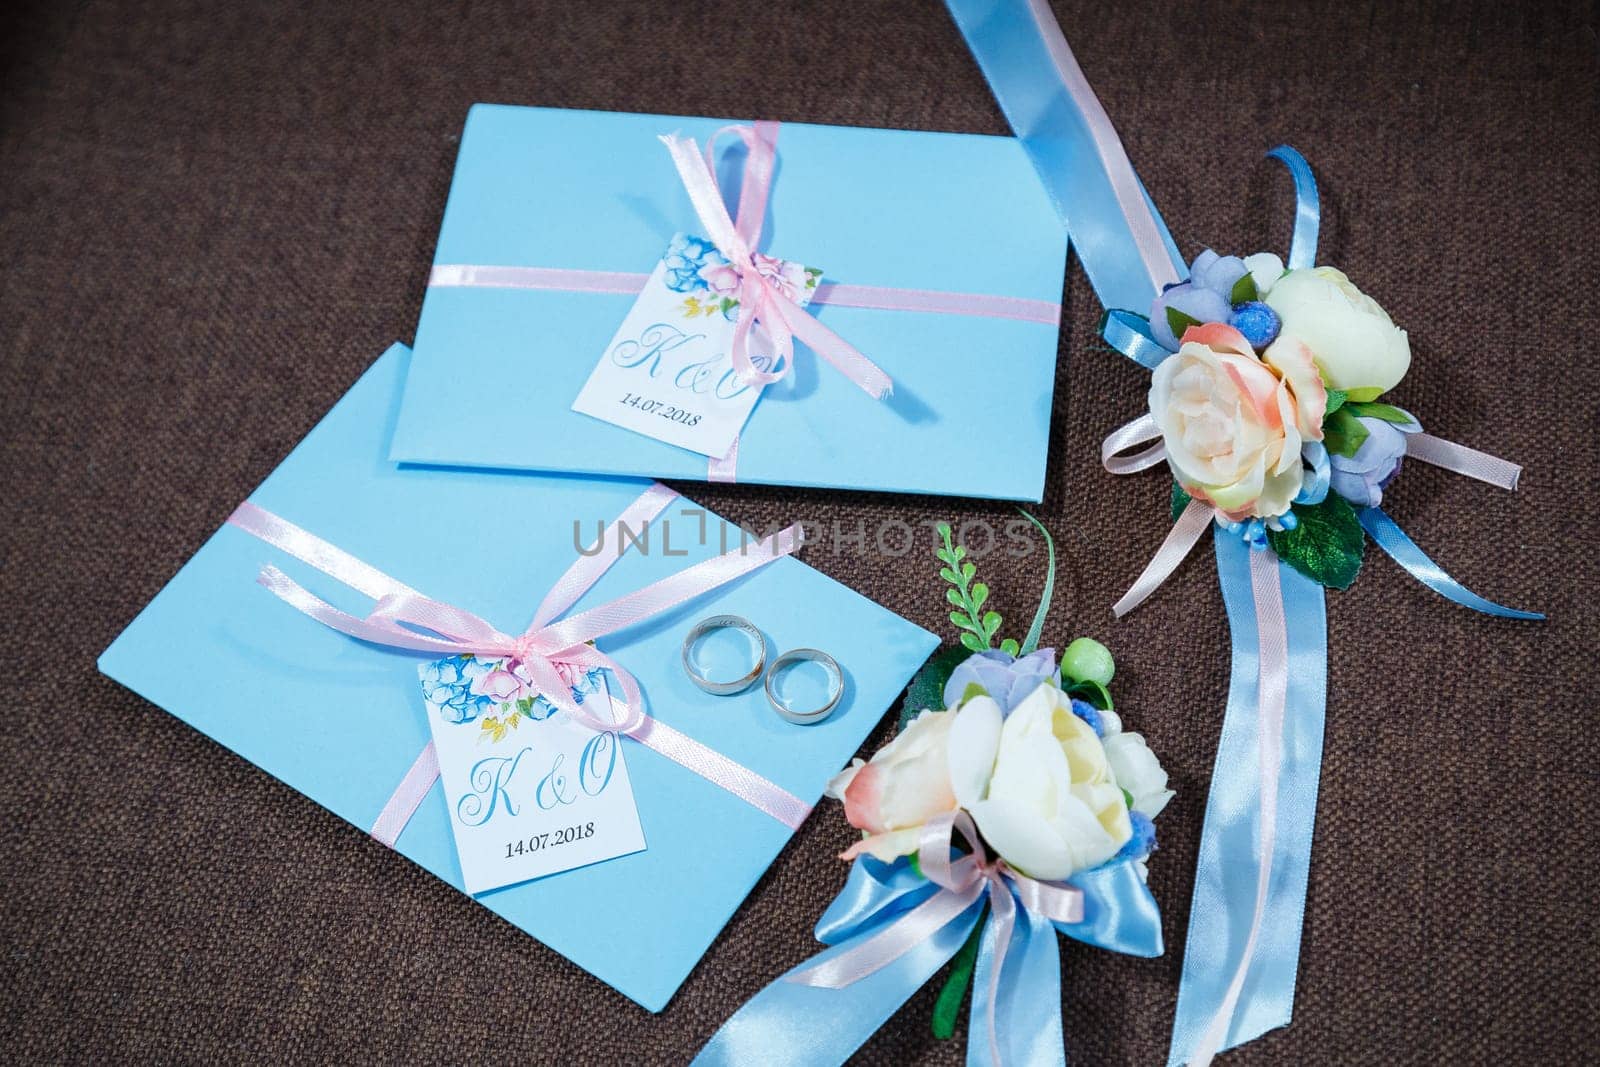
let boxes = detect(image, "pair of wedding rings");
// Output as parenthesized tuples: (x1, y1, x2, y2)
(680, 614, 843, 726)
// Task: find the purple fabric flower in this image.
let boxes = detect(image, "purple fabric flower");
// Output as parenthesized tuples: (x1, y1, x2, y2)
(1149, 250, 1251, 351)
(1329, 415, 1421, 507)
(943, 648, 1059, 715)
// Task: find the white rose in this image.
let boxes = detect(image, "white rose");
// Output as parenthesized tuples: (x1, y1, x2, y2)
(1264, 267, 1411, 396)
(1100, 714, 1174, 819)
(963, 684, 1131, 881)
(828, 703, 970, 862)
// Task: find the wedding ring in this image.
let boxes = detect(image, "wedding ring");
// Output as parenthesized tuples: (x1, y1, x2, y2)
(764, 648, 843, 725)
(681, 614, 766, 695)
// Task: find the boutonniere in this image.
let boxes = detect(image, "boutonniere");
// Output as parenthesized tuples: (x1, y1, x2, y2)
(697, 519, 1169, 1067)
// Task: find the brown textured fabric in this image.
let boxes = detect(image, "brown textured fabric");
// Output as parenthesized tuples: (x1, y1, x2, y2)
(2, 0, 1595, 1062)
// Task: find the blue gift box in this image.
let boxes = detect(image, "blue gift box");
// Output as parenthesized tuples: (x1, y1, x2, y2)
(99, 343, 939, 1012)
(390, 104, 1068, 501)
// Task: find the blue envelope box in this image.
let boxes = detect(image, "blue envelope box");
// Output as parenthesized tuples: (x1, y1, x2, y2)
(98, 343, 939, 1011)
(390, 104, 1068, 501)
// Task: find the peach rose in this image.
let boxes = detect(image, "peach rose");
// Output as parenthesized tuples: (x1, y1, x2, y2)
(1150, 322, 1326, 521)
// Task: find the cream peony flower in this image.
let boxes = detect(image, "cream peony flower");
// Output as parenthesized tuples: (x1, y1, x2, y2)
(1264, 267, 1411, 396)
(828, 703, 972, 862)
(965, 685, 1133, 881)
(1149, 322, 1326, 521)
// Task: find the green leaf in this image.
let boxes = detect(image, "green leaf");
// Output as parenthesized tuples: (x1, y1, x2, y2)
(960, 560, 975, 581)
(959, 632, 987, 653)
(950, 610, 981, 634)
(938, 566, 960, 584)
(1322, 407, 1371, 458)
(959, 683, 989, 706)
(999, 637, 1020, 656)
(1067, 679, 1115, 711)
(896, 645, 969, 731)
(1265, 494, 1366, 590)
(1170, 482, 1193, 523)
(981, 611, 1002, 639)
(969, 582, 989, 611)
(1229, 273, 1258, 305)
(1324, 389, 1348, 415)
(1017, 510, 1056, 655)
(945, 587, 964, 608)
(1165, 306, 1203, 340)
(1345, 401, 1415, 424)
(1122, 788, 1136, 810)
(931, 908, 987, 1040)
(1345, 386, 1384, 402)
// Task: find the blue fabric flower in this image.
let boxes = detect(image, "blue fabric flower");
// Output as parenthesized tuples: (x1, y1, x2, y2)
(1069, 698, 1105, 737)
(1116, 812, 1158, 862)
(943, 648, 1059, 715)
(1329, 414, 1421, 507)
(662, 234, 728, 294)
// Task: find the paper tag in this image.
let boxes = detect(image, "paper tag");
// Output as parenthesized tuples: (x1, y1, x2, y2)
(572, 233, 821, 458)
(420, 655, 646, 895)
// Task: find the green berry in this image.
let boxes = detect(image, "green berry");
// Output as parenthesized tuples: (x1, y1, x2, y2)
(1061, 637, 1115, 686)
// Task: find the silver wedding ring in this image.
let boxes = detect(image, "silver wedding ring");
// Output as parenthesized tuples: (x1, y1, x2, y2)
(764, 648, 844, 726)
(681, 614, 766, 695)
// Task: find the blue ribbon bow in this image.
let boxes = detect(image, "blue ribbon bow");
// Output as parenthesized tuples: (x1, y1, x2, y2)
(695, 855, 1162, 1066)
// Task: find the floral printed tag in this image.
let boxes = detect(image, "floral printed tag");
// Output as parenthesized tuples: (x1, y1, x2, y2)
(572, 233, 821, 458)
(419, 654, 646, 894)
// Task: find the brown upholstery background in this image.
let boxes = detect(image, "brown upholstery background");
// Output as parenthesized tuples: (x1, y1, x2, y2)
(3, 0, 1595, 1062)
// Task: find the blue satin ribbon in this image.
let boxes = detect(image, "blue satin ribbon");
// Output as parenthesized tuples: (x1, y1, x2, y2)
(694, 856, 1162, 1066)
(1167, 532, 1328, 1063)
(1266, 146, 1319, 269)
(1359, 507, 1544, 620)
(944, 0, 1185, 314)
(1294, 443, 1331, 506)
(1100, 309, 1172, 369)
(945, 5, 1334, 1062)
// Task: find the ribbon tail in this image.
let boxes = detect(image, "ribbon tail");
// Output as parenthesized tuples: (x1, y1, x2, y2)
(1405, 432, 1523, 490)
(1168, 530, 1327, 1066)
(1112, 498, 1213, 617)
(966, 900, 1065, 1067)
(693, 895, 983, 1067)
(1358, 508, 1543, 619)
(369, 742, 440, 848)
(785, 303, 893, 400)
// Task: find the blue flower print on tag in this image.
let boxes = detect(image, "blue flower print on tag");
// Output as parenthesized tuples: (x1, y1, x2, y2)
(419, 654, 607, 744)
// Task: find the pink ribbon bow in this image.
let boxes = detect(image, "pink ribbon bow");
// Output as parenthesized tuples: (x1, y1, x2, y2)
(786, 810, 1083, 1066)
(227, 484, 815, 837)
(659, 121, 894, 401)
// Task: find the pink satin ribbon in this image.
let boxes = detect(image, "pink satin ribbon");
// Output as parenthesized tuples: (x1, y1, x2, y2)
(427, 266, 1062, 325)
(227, 484, 814, 841)
(660, 122, 892, 401)
(1100, 415, 1526, 617)
(785, 810, 1082, 1066)
(1406, 431, 1522, 490)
